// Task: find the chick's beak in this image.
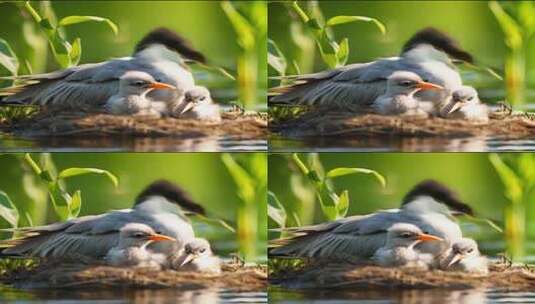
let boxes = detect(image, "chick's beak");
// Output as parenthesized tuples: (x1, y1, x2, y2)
(180, 101, 195, 115)
(417, 233, 443, 242)
(447, 253, 464, 268)
(416, 81, 443, 91)
(148, 233, 175, 242)
(179, 253, 198, 267)
(149, 82, 176, 90)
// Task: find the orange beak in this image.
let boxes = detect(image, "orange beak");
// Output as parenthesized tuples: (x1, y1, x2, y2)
(417, 233, 443, 242)
(149, 82, 176, 90)
(416, 81, 443, 91)
(148, 233, 175, 242)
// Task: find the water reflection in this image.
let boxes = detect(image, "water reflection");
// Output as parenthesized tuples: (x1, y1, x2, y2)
(0, 286, 267, 303)
(270, 288, 535, 304)
(0, 135, 267, 152)
(270, 135, 535, 152)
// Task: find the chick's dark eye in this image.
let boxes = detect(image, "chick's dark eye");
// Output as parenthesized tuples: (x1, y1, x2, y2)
(200, 249, 206, 253)
(133, 233, 145, 238)
(467, 97, 474, 101)
(400, 233, 412, 238)
(400, 81, 412, 87)
(134, 81, 145, 86)
(467, 248, 474, 253)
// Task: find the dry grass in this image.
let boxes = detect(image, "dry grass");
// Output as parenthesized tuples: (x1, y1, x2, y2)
(270, 261, 535, 291)
(270, 108, 535, 139)
(1, 260, 267, 291)
(0, 110, 267, 140)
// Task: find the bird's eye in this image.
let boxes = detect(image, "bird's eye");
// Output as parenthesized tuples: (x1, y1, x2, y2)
(200, 248, 206, 253)
(400, 232, 412, 238)
(400, 81, 413, 87)
(199, 97, 206, 101)
(134, 81, 145, 86)
(133, 233, 145, 238)
(467, 97, 474, 101)
(467, 248, 473, 253)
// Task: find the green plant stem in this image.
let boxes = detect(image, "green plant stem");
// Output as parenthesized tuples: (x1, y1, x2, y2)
(505, 48, 526, 105)
(24, 153, 42, 176)
(505, 202, 525, 261)
(23, 1, 42, 23)
(291, 1, 309, 23)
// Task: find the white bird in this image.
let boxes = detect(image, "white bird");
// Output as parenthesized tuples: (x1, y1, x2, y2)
(372, 71, 443, 116)
(172, 238, 221, 274)
(105, 71, 176, 116)
(439, 238, 488, 274)
(372, 223, 442, 268)
(171, 86, 221, 121)
(0, 28, 204, 112)
(270, 180, 471, 261)
(270, 28, 471, 109)
(440, 86, 489, 122)
(0, 180, 205, 261)
(105, 223, 175, 269)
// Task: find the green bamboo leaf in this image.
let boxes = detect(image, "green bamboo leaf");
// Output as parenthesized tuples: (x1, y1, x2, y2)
(268, 39, 287, 76)
(336, 190, 350, 218)
(58, 167, 119, 187)
(489, 154, 523, 203)
(191, 213, 235, 233)
(58, 15, 119, 35)
(518, 1, 535, 37)
(69, 37, 82, 66)
(489, 1, 523, 49)
(337, 38, 349, 66)
(460, 213, 504, 233)
(326, 167, 386, 187)
(69, 190, 82, 218)
(221, 154, 255, 204)
(221, 1, 255, 50)
(326, 15, 386, 34)
(268, 191, 287, 228)
(0, 191, 19, 228)
(0, 38, 19, 76)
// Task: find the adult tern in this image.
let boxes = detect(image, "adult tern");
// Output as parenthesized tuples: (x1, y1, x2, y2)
(439, 238, 488, 274)
(440, 86, 489, 122)
(372, 223, 442, 268)
(269, 28, 470, 109)
(105, 223, 175, 268)
(372, 71, 443, 115)
(269, 180, 472, 261)
(0, 180, 205, 261)
(0, 27, 204, 112)
(106, 71, 176, 116)
(173, 238, 222, 273)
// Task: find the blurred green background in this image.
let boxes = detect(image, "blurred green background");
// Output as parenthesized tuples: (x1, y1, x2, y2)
(0, 1, 267, 108)
(269, 153, 535, 261)
(269, 0, 535, 105)
(0, 153, 267, 262)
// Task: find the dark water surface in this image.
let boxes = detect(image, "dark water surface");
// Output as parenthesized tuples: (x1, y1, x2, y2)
(269, 287, 535, 303)
(0, 286, 267, 303)
(270, 135, 535, 152)
(0, 135, 267, 152)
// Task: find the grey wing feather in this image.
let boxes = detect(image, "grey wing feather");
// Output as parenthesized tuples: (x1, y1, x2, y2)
(0, 210, 140, 259)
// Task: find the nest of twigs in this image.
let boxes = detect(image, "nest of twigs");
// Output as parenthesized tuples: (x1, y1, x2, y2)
(1, 260, 267, 291)
(0, 109, 267, 140)
(270, 261, 535, 291)
(270, 106, 535, 139)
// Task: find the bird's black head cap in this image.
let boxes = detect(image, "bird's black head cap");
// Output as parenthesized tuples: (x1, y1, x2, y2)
(402, 27, 473, 63)
(402, 179, 474, 215)
(135, 179, 206, 215)
(134, 27, 206, 63)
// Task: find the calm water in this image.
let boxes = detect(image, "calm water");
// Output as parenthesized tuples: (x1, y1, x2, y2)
(0, 286, 267, 303)
(269, 135, 535, 152)
(0, 135, 267, 152)
(269, 288, 535, 303)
